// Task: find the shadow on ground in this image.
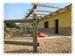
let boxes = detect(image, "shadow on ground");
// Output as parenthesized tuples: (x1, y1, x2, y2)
(5, 41, 34, 46)
(5, 49, 33, 53)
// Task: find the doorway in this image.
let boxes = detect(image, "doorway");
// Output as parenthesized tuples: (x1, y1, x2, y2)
(44, 21, 49, 28)
(54, 19, 59, 34)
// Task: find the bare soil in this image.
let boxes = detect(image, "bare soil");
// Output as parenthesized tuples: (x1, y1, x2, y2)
(4, 36, 71, 53)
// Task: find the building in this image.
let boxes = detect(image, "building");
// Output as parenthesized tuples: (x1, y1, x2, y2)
(37, 4, 71, 36)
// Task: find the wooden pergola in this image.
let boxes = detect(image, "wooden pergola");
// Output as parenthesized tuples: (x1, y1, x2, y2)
(4, 3, 65, 53)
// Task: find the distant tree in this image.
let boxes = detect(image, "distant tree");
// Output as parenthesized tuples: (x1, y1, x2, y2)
(5, 21, 16, 28)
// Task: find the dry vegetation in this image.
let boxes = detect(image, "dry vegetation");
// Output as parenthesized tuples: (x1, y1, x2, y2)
(4, 36, 71, 53)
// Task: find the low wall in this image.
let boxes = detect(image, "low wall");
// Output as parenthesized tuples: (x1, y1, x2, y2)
(38, 27, 71, 36)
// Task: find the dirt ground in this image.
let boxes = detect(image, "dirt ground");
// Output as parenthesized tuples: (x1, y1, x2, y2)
(4, 36, 71, 53)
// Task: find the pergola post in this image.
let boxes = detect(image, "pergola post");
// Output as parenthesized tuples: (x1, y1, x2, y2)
(32, 13, 38, 53)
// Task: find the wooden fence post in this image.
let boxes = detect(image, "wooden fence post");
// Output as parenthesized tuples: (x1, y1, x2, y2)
(32, 13, 38, 53)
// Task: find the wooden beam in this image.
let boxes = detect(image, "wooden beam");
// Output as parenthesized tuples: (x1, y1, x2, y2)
(32, 3, 64, 9)
(35, 10, 52, 12)
(29, 15, 43, 17)
(31, 13, 47, 15)
(37, 14, 47, 15)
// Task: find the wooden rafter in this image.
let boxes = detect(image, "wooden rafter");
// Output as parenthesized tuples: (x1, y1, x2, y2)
(35, 10, 52, 12)
(27, 15, 42, 18)
(31, 12, 48, 15)
(36, 14, 47, 15)
(32, 3, 64, 9)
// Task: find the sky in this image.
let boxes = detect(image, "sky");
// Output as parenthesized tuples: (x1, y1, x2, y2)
(4, 3, 70, 20)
